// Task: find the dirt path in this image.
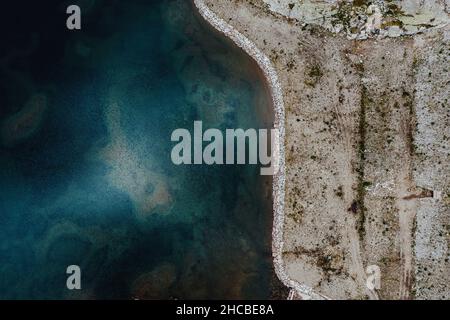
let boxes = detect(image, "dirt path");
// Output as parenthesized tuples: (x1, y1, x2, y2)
(336, 96, 379, 300)
(396, 174, 416, 299)
(396, 117, 417, 299)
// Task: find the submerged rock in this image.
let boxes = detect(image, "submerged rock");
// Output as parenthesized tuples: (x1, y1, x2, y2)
(1, 94, 47, 147)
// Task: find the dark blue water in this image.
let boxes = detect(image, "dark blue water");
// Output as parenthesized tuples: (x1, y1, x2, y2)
(0, 0, 277, 299)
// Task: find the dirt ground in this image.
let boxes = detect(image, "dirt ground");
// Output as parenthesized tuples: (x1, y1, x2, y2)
(203, 0, 449, 299)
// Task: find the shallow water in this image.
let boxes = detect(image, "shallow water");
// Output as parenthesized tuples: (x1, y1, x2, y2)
(0, 0, 275, 299)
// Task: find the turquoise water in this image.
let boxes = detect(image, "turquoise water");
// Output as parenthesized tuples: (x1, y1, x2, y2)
(0, 0, 276, 299)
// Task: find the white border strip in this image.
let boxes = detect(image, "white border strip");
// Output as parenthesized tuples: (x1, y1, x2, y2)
(193, 0, 327, 300)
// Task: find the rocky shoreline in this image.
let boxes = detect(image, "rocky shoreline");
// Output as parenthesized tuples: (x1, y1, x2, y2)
(193, 0, 328, 300)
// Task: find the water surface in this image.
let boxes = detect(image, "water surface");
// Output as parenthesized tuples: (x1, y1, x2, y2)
(0, 0, 276, 299)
